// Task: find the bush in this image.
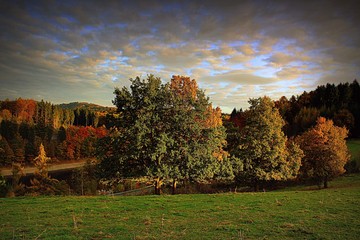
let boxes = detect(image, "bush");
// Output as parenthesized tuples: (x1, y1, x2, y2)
(345, 151, 360, 173)
(0, 175, 8, 197)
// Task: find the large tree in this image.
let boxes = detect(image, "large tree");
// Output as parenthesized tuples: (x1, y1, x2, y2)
(235, 97, 303, 191)
(296, 117, 350, 188)
(96, 75, 233, 194)
(166, 76, 234, 193)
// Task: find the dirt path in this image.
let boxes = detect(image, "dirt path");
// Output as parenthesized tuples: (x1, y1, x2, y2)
(0, 160, 87, 177)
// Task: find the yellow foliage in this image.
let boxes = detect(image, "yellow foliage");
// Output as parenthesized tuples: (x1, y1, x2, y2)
(170, 75, 198, 100)
(204, 105, 223, 128)
(33, 143, 51, 177)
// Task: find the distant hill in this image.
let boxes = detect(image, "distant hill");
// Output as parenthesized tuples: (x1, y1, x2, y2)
(57, 102, 116, 112)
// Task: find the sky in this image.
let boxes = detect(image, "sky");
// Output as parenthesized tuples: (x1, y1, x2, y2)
(1, 0, 359, 113)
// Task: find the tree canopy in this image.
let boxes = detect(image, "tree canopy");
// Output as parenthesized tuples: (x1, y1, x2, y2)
(96, 75, 234, 193)
(296, 117, 350, 188)
(234, 97, 303, 190)
(273, 80, 360, 137)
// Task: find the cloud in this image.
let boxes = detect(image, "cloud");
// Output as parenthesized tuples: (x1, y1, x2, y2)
(206, 70, 278, 85)
(265, 53, 295, 67)
(239, 44, 256, 56)
(0, 0, 359, 111)
(276, 67, 309, 80)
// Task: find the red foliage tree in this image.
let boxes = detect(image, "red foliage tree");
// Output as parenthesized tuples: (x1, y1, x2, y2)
(64, 126, 108, 160)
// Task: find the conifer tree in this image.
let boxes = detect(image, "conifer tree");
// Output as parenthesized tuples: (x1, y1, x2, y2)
(0, 136, 15, 166)
(29, 143, 59, 195)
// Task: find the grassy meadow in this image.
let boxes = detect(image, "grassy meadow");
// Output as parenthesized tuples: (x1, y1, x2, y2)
(347, 139, 360, 166)
(1, 174, 360, 240)
(0, 139, 358, 239)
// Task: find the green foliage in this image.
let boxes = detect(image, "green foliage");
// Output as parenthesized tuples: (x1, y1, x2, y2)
(345, 139, 357, 169)
(333, 109, 355, 132)
(235, 97, 303, 190)
(275, 80, 360, 137)
(0, 136, 15, 166)
(69, 160, 99, 195)
(0, 120, 19, 142)
(7, 163, 25, 197)
(97, 75, 232, 192)
(58, 102, 116, 112)
(345, 139, 360, 173)
(293, 107, 320, 134)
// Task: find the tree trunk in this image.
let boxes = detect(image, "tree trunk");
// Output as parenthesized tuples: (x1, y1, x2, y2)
(154, 177, 162, 195)
(81, 170, 84, 195)
(172, 179, 177, 195)
(253, 180, 259, 192)
(324, 176, 328, 188)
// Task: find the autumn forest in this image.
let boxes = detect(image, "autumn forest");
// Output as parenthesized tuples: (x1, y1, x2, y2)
(0, 76, 359, 196)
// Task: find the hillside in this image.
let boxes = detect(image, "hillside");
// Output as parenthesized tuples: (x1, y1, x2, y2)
(57, 102, 116, 112)
(1, 174, 359, 239)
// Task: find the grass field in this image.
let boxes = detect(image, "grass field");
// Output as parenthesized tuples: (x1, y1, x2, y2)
(1, 174, 360, 240)
(347, 139, 360, 172)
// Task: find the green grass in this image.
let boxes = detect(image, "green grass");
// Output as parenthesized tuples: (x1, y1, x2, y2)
(348, 139, 360, 159)
(1, 174, 360, 239)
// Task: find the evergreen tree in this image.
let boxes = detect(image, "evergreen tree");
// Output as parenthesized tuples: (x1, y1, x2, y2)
(0, 136, 15, 166)
(293, 107, 320, 134)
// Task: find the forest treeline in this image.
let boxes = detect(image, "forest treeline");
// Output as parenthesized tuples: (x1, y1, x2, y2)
(0, 99, 109, 165)
(0, 77, 357, 196)
(229, 80, 360, 138)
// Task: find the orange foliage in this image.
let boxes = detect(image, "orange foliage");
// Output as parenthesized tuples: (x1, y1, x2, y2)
(212, 147, 229, 161)
(1, 99, 36, 122)
(296, 117, 350, 186)
(205, 105, 228, 160)
(169, 76, 227, 161)
(15, 98, 37, 122)
(204, 105, 223, 128)
(0, 109, 12, 120)
(94, 127, 108, 138)
(170, 75, 198, 100)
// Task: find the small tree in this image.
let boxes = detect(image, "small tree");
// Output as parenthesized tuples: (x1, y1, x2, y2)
(29, 143, 59, 195)
(6, 163, 25, 197)
(69, 160, 98, 195)
(33, 143, 50, 176)
(296, 117, 350, 188)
